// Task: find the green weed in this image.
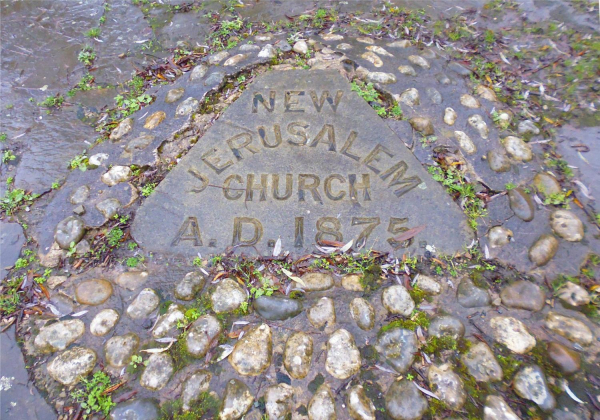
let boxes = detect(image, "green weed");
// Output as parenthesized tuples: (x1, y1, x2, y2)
(70, 371, 115, 418)
(78, 45, 96, 66)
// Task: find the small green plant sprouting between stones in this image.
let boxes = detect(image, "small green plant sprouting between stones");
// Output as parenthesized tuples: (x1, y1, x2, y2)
(127, 354, 148, 374)
(114, 93, 152, 117)
(69, 153, 89, 171)
(78, 45, 96, 66)
(107, 227, 124, 247)
(70, 371, 116, 419)
(1, 187, 38, 215)
(141, 182, 156, 197)
(505, 182, 516, 190)
(126, 255, 144, 268)
(85, 27, 101, 38)
(0, 133, 7, 142)
(351, 80, 379, 102)
(428, 165, 487, 230)
(38, 94, 65, 108)
(544, 191, 570, 208)
(2, 150, 16, 163)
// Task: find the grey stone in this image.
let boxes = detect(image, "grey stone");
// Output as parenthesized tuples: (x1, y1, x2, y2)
(186, 314, 222, 358)
(47, 347, 96, 386)
(224, 54, 248, 66)
(529, 234, 559, 266)
(409, 117, 434, 136)
(533, 173, 561, 196)
(350, 297, 375, 330)
(75, 239, 90, 255)
(502, 136, 532, 161)
(341, 274, 363, 291)
(444, 107, 457, 125)
(501, 281, 545, 311)
(382, 285, 415, 316)
(110, 399, 159, 420)
(547, 342, 581, 375)
(144, 111, 166, 130)
(326, 329, 361, 379)
(397, 65, 416, 76)
(276, 40, 292, 52)
(513, 365, 556, 412)
(176, 97, 199, 117)
(308, 297, 336, 329)
(518, 120, 540, 135)
(388, 40, 411, 48)
(101, 166, 132, 187)
(489, 226, 513, 248)
(426, 87, 442, 104)
(221, 379, 254, 420)
(347, 385, 375, 420)
(90, 309, 119, 336)
(490, 316, 536, 354)
(376, 327, 417, 373)
(110, 118, 133, 141)
(174, 271, 206, 301)
(34, 319, 85, 353)
(385, 380, 428, 420)
(258, 44, 276, 58)
(140, 353, 173, 391)
(477, 85, 498, 101)
(293, 40, 308, 54)
(69, 185, 90, 205)
(362, 52, 383, 67)
(436, 73, 452, 85)
(283, 331, 313, 379)
(39, 242, 66, 268)
(398, 88, 420, 106)
(460, 94, 481, 109)
(152, 303, 185, 338)
(508, 188, 535, 222)
(298, 272, 334, 291)
(468, 114, 489, 139)
(165, 87, 185, 103)
(115, 271, 148, 290)
(545, 312, 593, 346)
(182, 370, 212, 411)
(428, 315, 465, 339)
(55, 216, 85, 249)
(105, 333, 139, 368)
(457, 278, 490, 308)
(550, 210, 584, 242)
(448, 62, 472, 76)
(415, 275, 441, 294)
(208, 51, 229, 64)
(73, 204, 86, 215)
(47, 275, 67, 290)
(367, 72, 396, 84)
(408, 55, 430, 69)
(253, 295, 303, 320)
(131, 70, 472, 258)
(484, 395, 521, 420)
(265, 384, 294, 420)
(308, 384, 337, 420)
(455, 131, 476, 154)
(125, 134, 154, 152)
(190, 63, 208, 81)
(127, 288, 160, 319)
(487, 150, 512, 172)
(461, 342, 503, 382)
(75, 278, 113, 305)
(428, 363, 466, 410)
(557, 281, 590, 306)
(203, 71, 224, 86)
(88, 153, 109, 169)
(229, 323, 272, 376)
(211, 278, 246, 313)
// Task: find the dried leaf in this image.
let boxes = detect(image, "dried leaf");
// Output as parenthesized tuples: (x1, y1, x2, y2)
(393, 225, 426, 244)
(414, 382, 440, 400)
(216, 344, 234, 362)
(273, 237, 282, 257)
(565, 383, 585, 404)
(281, 268, 305, 286)
(141, 341, 175, 353)
(71, 310, 88, 317)
(340, 239, 354, 253)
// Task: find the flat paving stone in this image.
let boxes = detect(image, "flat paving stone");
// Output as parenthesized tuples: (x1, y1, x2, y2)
(132, 70, 472, 257)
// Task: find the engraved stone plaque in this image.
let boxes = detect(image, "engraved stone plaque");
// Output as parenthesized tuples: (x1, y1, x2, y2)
(132, 70, 472, 256)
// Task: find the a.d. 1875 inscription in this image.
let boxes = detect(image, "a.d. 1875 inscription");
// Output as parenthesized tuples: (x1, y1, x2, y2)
(132, 70, 470, 256)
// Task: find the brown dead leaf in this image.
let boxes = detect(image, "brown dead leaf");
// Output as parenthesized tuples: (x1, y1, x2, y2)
(393, 225, 426, 243)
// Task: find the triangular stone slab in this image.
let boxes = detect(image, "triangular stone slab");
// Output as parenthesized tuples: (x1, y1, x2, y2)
(132, 70, 472, 256)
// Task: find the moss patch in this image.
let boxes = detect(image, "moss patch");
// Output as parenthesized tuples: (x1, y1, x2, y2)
(360, 264, 382, 293)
